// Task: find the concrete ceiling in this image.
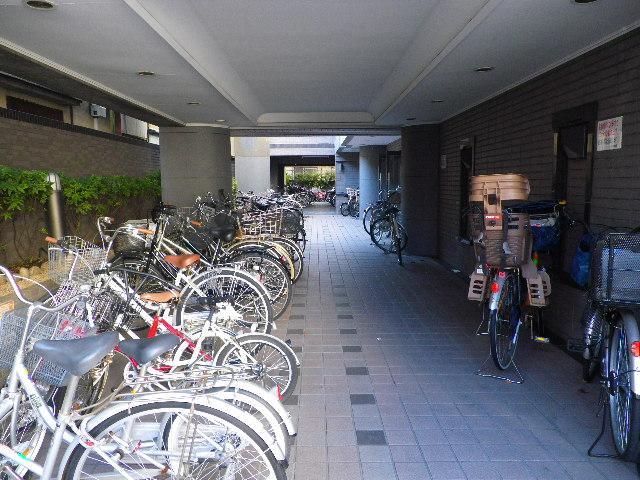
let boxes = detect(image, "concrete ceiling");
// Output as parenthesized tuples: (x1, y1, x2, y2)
(0, 0, 638, 129)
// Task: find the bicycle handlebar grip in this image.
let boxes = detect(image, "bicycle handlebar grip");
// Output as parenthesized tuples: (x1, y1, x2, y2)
(45, 236, 59, 245)
(190, 220, 203, 228)
(137, 228, 155, 235)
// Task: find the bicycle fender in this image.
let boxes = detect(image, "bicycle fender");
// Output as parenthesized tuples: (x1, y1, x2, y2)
(57, 393, 286, 471)
(619, 309, 640, 397)
(488, 273, 507, 311)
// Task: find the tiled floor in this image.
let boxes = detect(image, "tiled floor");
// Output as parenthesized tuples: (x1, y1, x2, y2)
(275, 204, 638, 480)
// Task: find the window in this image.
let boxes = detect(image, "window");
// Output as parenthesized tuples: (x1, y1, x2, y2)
(6, 96, 64, 122)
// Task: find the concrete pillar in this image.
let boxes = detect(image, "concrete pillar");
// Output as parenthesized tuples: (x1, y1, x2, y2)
(234, 137, 271, 193)
(334, 152, 359, 214)
(159, 126, 231, 206)
(359, 146, 384, 217)
(400, 124, 440, 256)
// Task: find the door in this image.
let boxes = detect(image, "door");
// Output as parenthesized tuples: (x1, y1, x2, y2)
(552, 103, 597, 276)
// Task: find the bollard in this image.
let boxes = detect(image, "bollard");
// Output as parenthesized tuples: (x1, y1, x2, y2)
(46, 172, 65, 239)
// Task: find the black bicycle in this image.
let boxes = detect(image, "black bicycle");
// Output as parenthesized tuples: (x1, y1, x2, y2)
(369, 205, 407, 265)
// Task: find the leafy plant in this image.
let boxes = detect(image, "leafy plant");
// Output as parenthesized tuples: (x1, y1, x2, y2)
(285, 171, 335, 189)
(0, 166, 161, 219)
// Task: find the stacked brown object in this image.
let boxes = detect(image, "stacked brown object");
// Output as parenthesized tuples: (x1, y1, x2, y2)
(469, 174, 531, 268)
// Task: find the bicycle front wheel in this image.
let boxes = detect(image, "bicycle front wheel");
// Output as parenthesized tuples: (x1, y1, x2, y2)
(340, 202, 349, 216)
(62, 401, 285, 480)
(488, 272, 521, 370)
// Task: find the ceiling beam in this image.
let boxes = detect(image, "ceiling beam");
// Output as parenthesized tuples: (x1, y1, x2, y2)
(369, 0, 502, 122)
(124, 0, 264, 124)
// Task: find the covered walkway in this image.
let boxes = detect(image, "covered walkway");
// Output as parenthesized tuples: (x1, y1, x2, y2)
(278, 206, 635, 480)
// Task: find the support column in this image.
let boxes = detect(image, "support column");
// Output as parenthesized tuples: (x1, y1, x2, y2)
(400, 124, 440, 256)
(159, 126, 231, 206)
(334, 152, 358, 214)
(233, 137, 271, 193)
(359, 146, 384, 217)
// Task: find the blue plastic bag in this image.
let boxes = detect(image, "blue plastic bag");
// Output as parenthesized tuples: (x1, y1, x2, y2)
(571, 233, 593, 288)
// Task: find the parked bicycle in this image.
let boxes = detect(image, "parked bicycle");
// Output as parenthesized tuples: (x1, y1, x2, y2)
(579, 228, 640, 462)
(340, 187, 359, 217)
(369, 203, 407, 265)
(362, 188, 401, 235)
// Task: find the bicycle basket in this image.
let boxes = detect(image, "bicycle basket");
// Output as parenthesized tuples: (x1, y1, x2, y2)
(279, 209, 302, 235)
(590, 232, 640, 307)
(0, 309, 96, 386)
(48, 236, 106, 285)
(112, 229, 146, 255)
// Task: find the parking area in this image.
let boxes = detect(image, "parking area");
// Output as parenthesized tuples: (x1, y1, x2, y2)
(276, 206, 637, 480)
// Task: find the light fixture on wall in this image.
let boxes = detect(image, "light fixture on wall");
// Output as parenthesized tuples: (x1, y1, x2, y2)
(474, 66, 494, 72)
(340, 163, 345, 172)
(137, 70, 155, 77)
(24, 0, 56, 9)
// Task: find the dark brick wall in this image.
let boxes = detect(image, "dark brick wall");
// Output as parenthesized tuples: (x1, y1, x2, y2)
(437, 28, 640, 339)
(0, 112, 159, 177)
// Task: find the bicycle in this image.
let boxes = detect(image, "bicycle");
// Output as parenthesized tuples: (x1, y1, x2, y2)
(369, 204, 407, 265)
(0, 265, 287, 479)
(362, 188, 401, 235)
(340, 188, 359, 217)
(578, 229, 640, 462)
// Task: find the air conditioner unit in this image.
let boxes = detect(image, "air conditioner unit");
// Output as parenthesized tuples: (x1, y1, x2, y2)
(89, 104, 107, 118)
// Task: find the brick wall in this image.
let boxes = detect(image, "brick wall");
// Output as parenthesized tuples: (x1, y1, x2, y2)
(0, 109, 159, 177)
(437, 28, 640, 339)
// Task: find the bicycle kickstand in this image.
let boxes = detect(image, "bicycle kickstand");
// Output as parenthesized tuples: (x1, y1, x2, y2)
(474, 354, 524, 384)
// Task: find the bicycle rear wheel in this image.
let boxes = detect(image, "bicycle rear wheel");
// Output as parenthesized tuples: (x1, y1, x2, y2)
(609, 317, 640, 461)
(370, 217, 394, 253)
(62, 401, 285, 480)
(340, 203, 349, 216)
(489, 272, 522, 370)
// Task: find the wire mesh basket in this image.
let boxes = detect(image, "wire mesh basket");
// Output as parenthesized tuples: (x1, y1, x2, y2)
(241, 210, 281, 236)
(0, 308, 96, 386)
(590, 232, 640, 307)
(280, 208, 303, 236)
(48, 236, 107, 285)
(112, 230, 147, 255)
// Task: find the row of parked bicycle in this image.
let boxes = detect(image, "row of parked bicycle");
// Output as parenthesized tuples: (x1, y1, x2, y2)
(361, 189, 408, 265)
(0, 189, 305, 479)
(466, 173, 640, 464)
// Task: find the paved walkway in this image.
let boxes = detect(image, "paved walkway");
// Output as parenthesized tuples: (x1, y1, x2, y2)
(276, 206, 637, 480)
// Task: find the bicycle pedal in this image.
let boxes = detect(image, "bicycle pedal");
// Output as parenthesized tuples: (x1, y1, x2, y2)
(566, 338, 586, 353)
(533, 336, 549, 344)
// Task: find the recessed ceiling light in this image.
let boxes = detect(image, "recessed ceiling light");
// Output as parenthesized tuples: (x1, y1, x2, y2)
(216, 119, 226, 123)
(406, 117, 416, 121)
(474, 66, 494, 72)
(24, 0, 56, 9)
(187, 101, 200, 105)
(574, 0, 596, 3)
(431, 99, 444, 103)
(137, 70, 155, 77)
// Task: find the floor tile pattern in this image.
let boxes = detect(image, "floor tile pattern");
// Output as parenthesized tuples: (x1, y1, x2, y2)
(275, 205, 635, 479)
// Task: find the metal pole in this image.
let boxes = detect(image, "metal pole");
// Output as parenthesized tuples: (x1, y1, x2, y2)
(46, 172, 64, 239)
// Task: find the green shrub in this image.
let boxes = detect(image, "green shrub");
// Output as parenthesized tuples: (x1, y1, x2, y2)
(285, 171, 335, 189)
(0, 166, 161, 220)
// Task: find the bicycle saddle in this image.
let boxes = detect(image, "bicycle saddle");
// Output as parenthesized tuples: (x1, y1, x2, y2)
(118, 334, 180, 365)
(164, 254, 200, 269)
(32, 332, 119, 377)
(140, 290, 179, 303)
(206, 224, 237, 243)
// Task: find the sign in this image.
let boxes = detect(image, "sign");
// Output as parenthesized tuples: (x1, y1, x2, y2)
(597, 116, 623, 151)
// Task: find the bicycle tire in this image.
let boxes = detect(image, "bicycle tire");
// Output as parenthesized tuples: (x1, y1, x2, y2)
(340, 202, 349, 216)
(609, 318, 640, 461)
(215, 333, 299, 400)
(62, 401, 285, 480)
(174, 268, 273, 334)
(362, 206, 373, 234)
(230, 251, 292, 320)
(370, 217, 394, 253)
(489, 272, 521, 370)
